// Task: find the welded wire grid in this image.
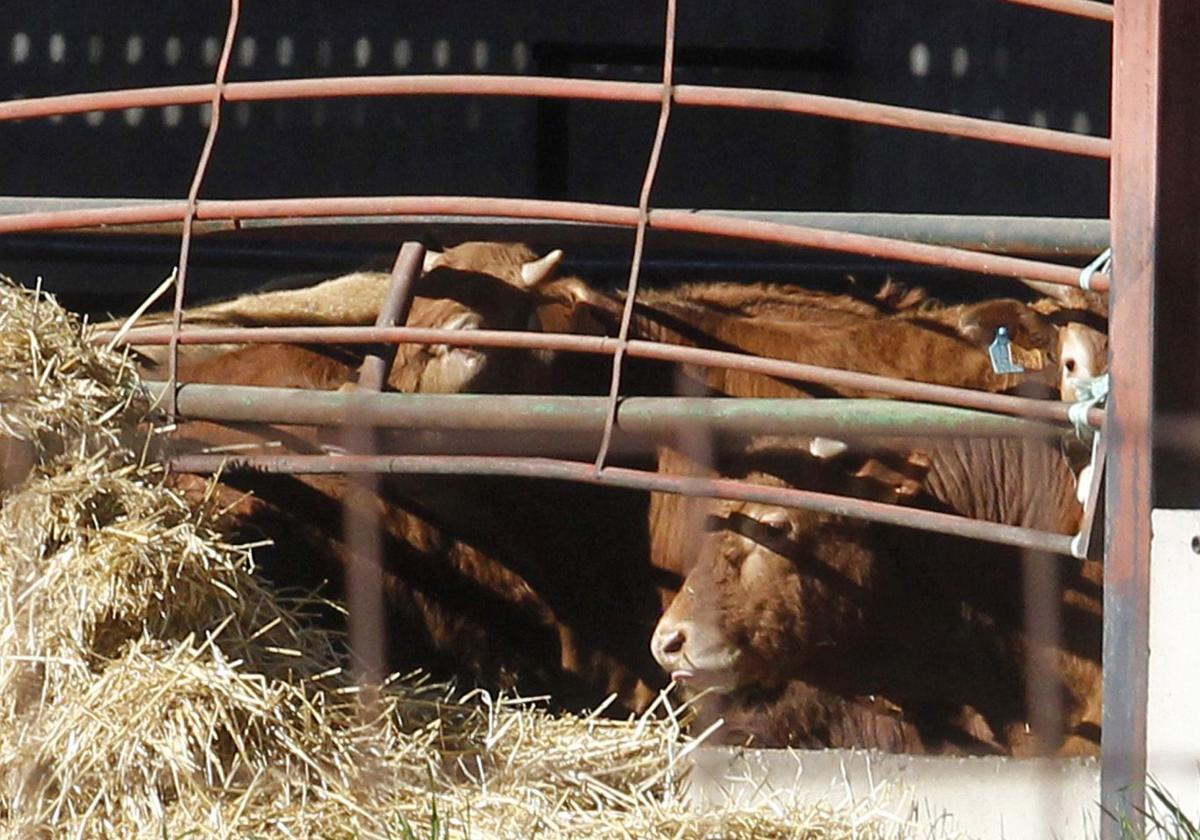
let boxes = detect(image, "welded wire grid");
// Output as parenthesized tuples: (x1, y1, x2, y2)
(2, 0, 1114, 800)
(163, 0, 240, 418)
(0, 0, 1110, 549)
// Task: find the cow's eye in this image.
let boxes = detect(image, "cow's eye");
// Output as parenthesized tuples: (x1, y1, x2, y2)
(719, 541, 746, 568)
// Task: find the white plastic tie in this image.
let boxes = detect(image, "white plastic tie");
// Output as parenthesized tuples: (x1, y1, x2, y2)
(1078, 247, 1112, 291)
(1070, 531, 1087, 560)
(1067, 372, 1109, 441)
(1067, 400, 1092, 431)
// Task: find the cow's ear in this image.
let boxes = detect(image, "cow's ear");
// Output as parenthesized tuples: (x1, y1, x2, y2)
(957, 299, 1057, 351)
(519, 249, 564, 288)
(423, 250, 444, 273)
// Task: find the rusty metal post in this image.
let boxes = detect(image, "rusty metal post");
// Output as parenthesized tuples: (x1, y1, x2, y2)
(341, 242, 424, 700)
(356, 242, 425, 391)
(1103, 1, 1200, 832)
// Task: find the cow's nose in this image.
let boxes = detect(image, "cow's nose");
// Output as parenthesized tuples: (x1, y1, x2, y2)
(651, 621, 690, 666)
(661, 628, 686, 654)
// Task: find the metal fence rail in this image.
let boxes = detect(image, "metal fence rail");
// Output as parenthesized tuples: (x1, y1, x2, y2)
(145, 384, 1070, 441)
(0, 76, 1110, 159)
(1, 198, 1112, 291)
(167, 453, 1080, 557)
(122, 327, 1104, 427)
(1001, 0, 1114, 22)
(0, 201, 1114, 259)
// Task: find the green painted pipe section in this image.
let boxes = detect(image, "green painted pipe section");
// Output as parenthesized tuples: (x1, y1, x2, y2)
(142, 381, 1064, 441)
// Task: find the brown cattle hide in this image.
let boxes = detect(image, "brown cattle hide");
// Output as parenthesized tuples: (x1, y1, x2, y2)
(534, 275, 1101, 755)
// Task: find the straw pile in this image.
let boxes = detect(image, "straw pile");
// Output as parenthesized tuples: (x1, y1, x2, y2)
(0, 277, 920, 839)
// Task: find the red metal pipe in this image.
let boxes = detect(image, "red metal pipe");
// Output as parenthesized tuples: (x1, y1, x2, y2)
(167, 453, 1077, 556)
(671, 85, 1109, 158)
(0, 75, 1109, 159)
(0, 202, 190, 233)
(623, 338, 1107, 427)
(0, 85, 213, 121)
(1001, 0, 1114, 23)
(650, 208, 1111, 292)
(3, 197, 1108, 291)
(106, 324, 1104, 427)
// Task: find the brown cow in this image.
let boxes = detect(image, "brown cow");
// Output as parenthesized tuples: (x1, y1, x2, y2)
(536, 274, 1102, 754)
(649, 437, 1100, 757)
(110, 241, 566, 394)
(537, 274, 1077, 400)
(154, 242, 666, 712)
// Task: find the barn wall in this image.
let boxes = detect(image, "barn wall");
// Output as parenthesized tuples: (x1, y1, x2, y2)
(0, 1, 1111, 313)
(1, 1, 1108, 213)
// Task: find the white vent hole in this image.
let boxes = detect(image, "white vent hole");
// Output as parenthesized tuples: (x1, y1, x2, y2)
(909, 42, 930, 78)
(48, 33, 66, 64)
(125, 34, 144, 65)
(354, 36, 371, 68)
(276, 36, 294, 67)
(393, 38, 411, 68)
(164, 36, 182, 66)
(11, 32, 31, 64)
(433, 39, 450, 69)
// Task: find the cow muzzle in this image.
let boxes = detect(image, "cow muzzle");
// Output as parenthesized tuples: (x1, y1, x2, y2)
(650, 616, 742, 692)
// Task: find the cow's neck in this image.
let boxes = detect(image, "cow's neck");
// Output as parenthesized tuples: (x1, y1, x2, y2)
(916, 436, 1082, 534)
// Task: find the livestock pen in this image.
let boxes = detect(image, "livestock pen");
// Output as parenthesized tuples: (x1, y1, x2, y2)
(0, 1, 1196, 838)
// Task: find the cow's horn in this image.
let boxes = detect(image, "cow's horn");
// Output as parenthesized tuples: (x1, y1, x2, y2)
(520, 249, 564, 288)
(1018, 277, 1080, 306)
(809, 437, 848, 460)
(423, 250, 444, 273)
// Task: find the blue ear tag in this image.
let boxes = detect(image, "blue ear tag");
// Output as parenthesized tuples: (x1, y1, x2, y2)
(988, 327, 1025, 375)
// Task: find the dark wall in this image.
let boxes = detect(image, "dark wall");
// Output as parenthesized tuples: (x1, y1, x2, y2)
(1, 1, 1109, 212)
(0, 2, 1111, 312)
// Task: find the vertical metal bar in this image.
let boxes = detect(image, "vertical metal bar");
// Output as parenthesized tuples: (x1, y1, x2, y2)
(1101, 0, 1190, 830)
(1075, 429, 1108, 562)
(356, 242, 426, 391)
(341, 437, 388, 702)
(165, 0, 240, 417)
(1103, 0, 1200, 826)
(593, 0, 677, 472)
(341, 245, 425, 703)
(1023, 546, 1064, 753)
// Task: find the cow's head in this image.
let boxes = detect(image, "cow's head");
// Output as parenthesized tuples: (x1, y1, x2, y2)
(120, 241, 566, 394)
(650, 473, 880, 695)
(393, 242, 564, 393)
(953, 290, 1108, 402)
(1019, 280, 1109, 402)
(1055, 321, 1107, 402)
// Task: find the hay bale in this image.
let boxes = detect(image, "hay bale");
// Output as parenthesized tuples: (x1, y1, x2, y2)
(0, 277, 920, 839)
(0, 279, 144, 460)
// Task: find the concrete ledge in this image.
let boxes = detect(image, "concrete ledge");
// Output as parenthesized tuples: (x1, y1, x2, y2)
(686, 746, 1101, 840)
